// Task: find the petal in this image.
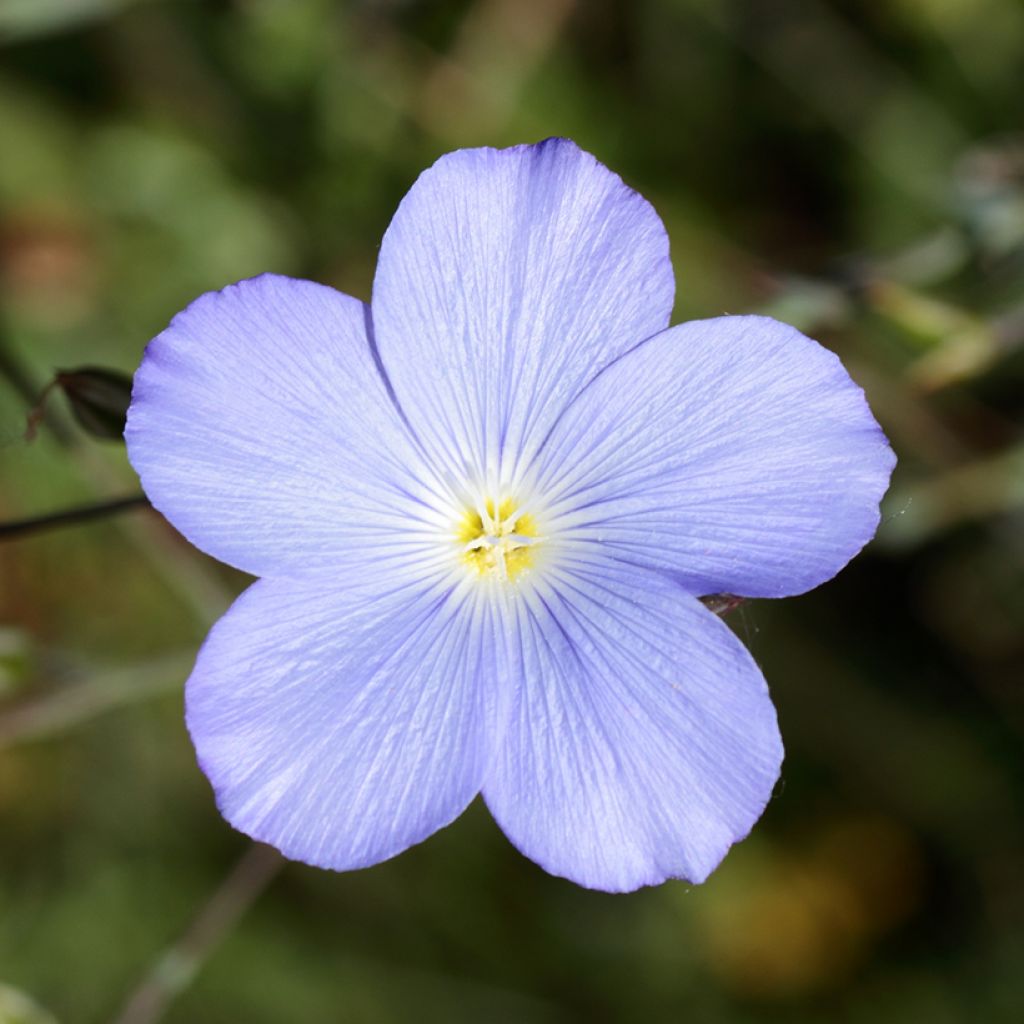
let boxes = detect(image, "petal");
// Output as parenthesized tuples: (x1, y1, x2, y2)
(371, 138, 675, 488)
(534, 315, 896, 598)
(483, 564, 782, 892)
(187, 569, 509, 870)
(126, 273, 437, 577)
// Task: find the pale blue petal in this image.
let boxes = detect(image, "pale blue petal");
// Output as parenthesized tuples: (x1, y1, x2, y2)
(187, 570, 508, 869)
(126, 273, 438, 577)
(483, 564, 783, 892)
(534, 315, 896, 598)
(371, 139, 675, 488)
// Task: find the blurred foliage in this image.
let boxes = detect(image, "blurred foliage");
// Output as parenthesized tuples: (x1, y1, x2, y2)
(0, 1, 1022, 1022)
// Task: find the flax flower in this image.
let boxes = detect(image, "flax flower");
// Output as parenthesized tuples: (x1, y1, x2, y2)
(126, 139, 895, 891)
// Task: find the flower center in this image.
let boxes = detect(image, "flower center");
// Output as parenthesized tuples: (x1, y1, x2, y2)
(457, 497, 540, 582)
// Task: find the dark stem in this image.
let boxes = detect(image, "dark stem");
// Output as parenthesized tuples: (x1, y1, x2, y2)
(0, 493, 150, 540)
(110, 843, 284, 1024)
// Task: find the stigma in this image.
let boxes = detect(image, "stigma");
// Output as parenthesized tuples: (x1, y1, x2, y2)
(457, 497, 540, 583)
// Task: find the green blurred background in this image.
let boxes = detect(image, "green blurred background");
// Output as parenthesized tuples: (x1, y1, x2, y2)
(1, 0, 1022, 1021)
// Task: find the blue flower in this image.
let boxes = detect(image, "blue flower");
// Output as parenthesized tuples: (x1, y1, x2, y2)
(126, 139, 895, 892)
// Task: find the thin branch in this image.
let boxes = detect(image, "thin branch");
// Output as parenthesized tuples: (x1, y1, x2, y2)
(0, 493, 149, 541)
(111, 843, 285, 1024)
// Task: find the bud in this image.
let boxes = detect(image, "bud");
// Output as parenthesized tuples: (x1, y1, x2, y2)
(701, 593, 745, 616)
(55, 366, 133, 441)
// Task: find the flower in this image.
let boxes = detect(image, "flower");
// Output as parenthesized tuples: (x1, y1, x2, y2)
(125, 138, 895, 892)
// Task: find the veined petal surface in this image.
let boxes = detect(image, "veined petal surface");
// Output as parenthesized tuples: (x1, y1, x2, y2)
(371, 138, 675, 487)
(535, 315, 896, 598)
(126, 274, 438, 577)
(187, 568, 510, 870)
(483, 564, 782, 892)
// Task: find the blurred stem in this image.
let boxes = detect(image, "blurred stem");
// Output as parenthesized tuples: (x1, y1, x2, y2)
(0, 332, 75, 445)
(111, 844, 284, 1024)
(0, 492, 149, 541)
(23, 376, 59, 442)
(0, 652, 193, 752)
(880, 441, 1024, 549)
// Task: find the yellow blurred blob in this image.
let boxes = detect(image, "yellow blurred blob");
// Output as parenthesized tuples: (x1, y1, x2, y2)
(694, 816, 925, 999)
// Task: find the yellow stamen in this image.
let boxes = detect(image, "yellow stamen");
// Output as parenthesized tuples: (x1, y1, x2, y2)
(457, 497, 540, 582)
